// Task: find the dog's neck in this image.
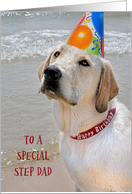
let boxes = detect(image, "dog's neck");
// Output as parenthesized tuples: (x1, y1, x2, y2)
(53, 99, 115, 137)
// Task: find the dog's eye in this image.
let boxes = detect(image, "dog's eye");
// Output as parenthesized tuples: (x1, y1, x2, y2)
(54, 51, 60, 58)
(79, 60, 90, 66)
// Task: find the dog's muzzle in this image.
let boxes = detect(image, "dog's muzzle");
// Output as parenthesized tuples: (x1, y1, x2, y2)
(39, 65, 77, 106)
(39, 66, 62, 100)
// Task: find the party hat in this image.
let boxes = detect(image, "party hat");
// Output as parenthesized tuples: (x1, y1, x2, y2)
(66, 12, 104, 58)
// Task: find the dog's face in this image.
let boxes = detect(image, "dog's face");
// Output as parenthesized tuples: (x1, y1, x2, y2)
(38, 44, 119, 113)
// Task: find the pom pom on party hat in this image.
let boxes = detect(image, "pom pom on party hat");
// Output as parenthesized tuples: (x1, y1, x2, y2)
(66, 12, 104, 58)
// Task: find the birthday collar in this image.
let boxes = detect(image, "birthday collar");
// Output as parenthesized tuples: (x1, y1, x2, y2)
(70, 108, 116, 140)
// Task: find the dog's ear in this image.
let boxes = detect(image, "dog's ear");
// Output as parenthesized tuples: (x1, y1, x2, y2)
(95, 59, 119, 113)
(38, 51, 54, 82)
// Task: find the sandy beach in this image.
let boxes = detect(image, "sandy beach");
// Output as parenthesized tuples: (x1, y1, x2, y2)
(1, 154, 74, 192)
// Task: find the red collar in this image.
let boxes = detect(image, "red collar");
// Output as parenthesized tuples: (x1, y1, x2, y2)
(70, 108, 116, 140)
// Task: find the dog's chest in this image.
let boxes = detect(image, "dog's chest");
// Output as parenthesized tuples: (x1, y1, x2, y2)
(59, 133, 108, 190)
(59, 131, 130, 192)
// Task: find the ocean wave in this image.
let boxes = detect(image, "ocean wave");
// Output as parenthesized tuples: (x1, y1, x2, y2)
(1, 30, 131, 61)
(1, 11, 75, 18)
(104, 31, 131, 54)
(1, 29, 70, 61)
(2, 12, 130, 18)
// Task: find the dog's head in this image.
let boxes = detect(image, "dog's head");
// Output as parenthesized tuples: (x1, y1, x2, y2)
(38, 44, 119, 113)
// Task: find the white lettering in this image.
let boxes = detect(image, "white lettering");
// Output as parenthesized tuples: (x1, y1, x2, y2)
(91, 131, 94, 136)
(85, 133, 87, 138)
(110, 112, 113, 116)
(100, 125, 104, 130)
(103, 122, 106, 127)
(95, 127, 99, 133)
(81, 134, 85, 139)
(77, 135, 81, 140)
(88, 132, 91, 137)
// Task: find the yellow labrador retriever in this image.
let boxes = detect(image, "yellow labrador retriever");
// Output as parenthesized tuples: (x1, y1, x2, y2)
(38, 44, 131, 192)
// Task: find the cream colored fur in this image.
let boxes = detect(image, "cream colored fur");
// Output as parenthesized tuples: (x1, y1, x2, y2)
(38, 44, 131, 192)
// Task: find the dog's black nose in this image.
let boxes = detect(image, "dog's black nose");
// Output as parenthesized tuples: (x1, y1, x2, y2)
(44, 66, 62, 80)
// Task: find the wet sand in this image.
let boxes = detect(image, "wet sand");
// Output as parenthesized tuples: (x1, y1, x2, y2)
(1, 155, 74, 192)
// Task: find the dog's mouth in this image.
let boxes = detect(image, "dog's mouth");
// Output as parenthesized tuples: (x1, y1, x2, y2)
(39, 84, 77, 106)
(39, 86, 59, 100)
(45, 87, 59, 100)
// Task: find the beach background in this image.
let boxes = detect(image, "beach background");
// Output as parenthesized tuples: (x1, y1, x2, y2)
(1, 12, 131, 192)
